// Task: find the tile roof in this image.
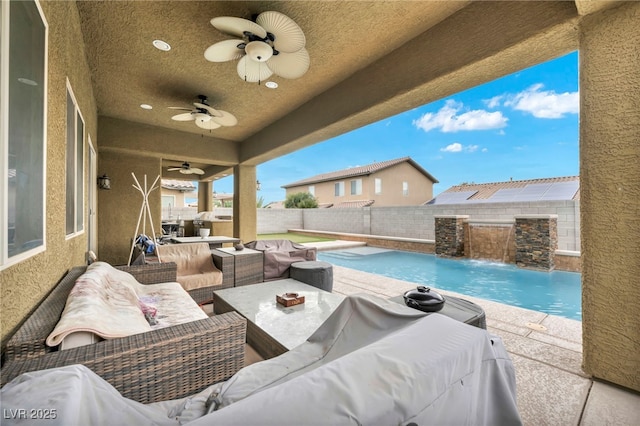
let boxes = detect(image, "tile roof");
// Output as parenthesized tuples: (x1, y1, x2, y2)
(161, 179, 196, 191)
(282, 157, 438, 188)
(332, 200, 375, 208)
(428, 176, 580, 204)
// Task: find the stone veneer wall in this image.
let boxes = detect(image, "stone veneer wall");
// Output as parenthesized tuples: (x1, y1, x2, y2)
(514, 215, 558, 270)
(434, 216, 468, 257)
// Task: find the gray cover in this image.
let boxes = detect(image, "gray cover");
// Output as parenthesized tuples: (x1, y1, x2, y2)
(0, 295, 521, 425)
(245, 239, 316, 280)
(198, 294, 521, 425)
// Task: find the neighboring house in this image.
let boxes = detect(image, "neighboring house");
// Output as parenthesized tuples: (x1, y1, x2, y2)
(427, 176, 579, 204)
(282, 157, 438, 207)
(161, 179, 196, 210)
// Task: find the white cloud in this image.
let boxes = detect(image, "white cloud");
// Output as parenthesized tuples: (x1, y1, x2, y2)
(482, 148, 488, 152)
(441, 143, 462, 152)
(484, 95, 503, 109)
(413, 100, 508, 133)
(504, 83, 578, 118)
(440, 142, 479, 153)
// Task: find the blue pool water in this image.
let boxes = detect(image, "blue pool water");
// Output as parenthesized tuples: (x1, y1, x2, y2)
(318, 248, 582, 320)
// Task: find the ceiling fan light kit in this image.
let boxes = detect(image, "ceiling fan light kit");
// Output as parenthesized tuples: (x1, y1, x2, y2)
(205, 11, 309, 84)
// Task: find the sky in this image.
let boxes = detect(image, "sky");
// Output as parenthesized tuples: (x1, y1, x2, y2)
(212, 51, 579, 206)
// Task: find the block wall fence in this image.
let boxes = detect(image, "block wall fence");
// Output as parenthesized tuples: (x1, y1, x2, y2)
(256, 200, 581, 252)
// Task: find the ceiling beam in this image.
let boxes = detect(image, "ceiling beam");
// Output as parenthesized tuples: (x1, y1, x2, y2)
(98, 116, 238, 166)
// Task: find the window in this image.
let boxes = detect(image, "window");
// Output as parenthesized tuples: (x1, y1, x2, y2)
(1, 0, 47, 268)
(403, 181, 409, 196)
(334, 182, 345, 197)
(65, 82, 84, 237)
(375, 178, 382, 195)
(308, 185, 315, 196)
(350, 179, 362, 195)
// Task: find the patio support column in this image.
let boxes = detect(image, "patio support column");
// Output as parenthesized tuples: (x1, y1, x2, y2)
(198, 181, 213, 213)
(579, 2, 640, 392)
(233, 165, 257, 243)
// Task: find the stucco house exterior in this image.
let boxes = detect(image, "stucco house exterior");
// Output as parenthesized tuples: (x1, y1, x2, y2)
(282, 157, 438, 207)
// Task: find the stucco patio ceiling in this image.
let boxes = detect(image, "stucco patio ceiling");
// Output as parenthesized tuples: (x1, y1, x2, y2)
(77, 1, 581, 180)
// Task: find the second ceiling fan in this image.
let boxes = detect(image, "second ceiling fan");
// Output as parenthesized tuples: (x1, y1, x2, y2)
(169, 95, 237, 130)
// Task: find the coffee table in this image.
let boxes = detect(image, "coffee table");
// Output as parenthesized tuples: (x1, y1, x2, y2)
(213, 280, 345, 359)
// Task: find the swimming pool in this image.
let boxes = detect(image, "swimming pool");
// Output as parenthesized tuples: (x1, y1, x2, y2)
(318, 247, 582, 321)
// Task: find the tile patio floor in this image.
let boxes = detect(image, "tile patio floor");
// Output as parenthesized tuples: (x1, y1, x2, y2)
(305, 241, 639, 426)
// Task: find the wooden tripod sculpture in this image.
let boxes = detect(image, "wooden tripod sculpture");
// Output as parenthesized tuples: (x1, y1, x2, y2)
(128, 173, 161, 266)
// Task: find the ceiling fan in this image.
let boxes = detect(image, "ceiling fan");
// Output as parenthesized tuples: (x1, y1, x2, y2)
(204, 11, 310, 83)
(167, 162, 205, 175)
(169, 95, 237, 130)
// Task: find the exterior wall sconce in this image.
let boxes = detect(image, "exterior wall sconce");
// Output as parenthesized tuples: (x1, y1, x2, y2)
(97, 174, 111, 190)
(256, 180, 261, 191)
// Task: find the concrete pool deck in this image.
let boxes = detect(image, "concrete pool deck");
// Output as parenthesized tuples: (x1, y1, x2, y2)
(304, 241, 640, 426)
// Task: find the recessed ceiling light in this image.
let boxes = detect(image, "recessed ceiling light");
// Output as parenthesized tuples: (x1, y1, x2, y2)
(265, 81, 278, 89)
(140, 104, 153, 110)
(152, 39, 171, 51)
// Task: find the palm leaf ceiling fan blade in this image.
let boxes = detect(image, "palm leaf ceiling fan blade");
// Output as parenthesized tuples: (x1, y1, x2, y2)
(180, 167, 204, 175)
(171, 112, 195, 121)
(267, 48, 310, 79)
(210, 16, 266, 38)
(204, 39, 245, 62)
(237, 55, 273, 83)
(210, 110, 238, 127)
(256, 11, 305, 53)
(196, 118, 221, 130)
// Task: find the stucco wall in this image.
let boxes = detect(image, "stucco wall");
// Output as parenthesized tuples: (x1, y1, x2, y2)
(97, 151, 162, 266)
(1, 1, 97, 342)
(580, 2, 640, 392)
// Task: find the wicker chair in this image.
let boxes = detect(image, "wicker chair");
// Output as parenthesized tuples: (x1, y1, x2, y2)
(156, 242, 233, 303)
(0, 263, 247, 404)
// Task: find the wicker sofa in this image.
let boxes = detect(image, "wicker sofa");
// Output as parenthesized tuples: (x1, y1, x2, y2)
(0, 263, 247, 404)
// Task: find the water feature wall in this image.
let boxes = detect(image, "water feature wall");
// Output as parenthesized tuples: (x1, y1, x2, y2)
(464, 220, 516, 263)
